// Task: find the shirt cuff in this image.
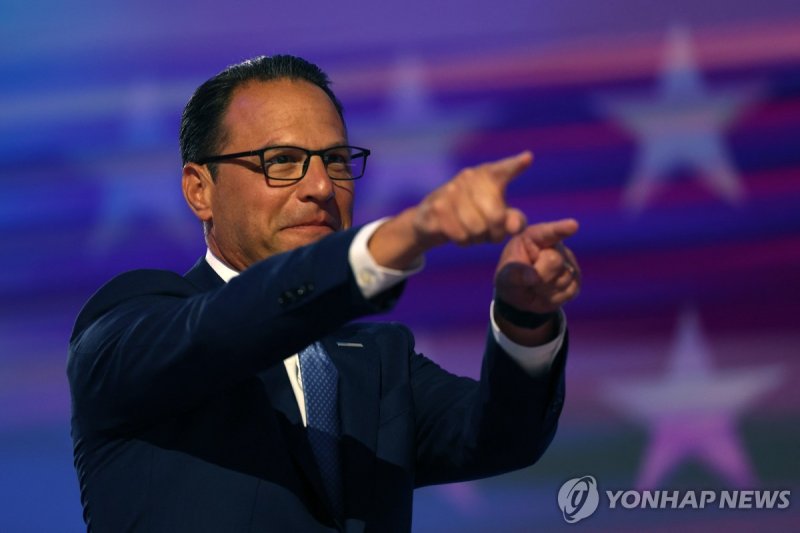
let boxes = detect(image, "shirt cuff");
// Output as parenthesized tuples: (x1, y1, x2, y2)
(349, 218, 425, 299)
(490, 301, 566, 374)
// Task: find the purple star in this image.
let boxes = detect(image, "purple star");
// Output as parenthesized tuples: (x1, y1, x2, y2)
(602, 308, 782, 488)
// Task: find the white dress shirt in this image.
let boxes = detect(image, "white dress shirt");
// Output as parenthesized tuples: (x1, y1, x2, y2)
(205, 219, 566, 426)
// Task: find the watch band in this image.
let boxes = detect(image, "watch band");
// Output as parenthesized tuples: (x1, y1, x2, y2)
(493, 297, 557, 329)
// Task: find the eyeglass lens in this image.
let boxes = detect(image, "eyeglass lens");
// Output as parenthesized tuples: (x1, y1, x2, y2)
(263, 147, 365, 180)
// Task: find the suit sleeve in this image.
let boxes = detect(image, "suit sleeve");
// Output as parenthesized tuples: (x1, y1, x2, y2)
(408, 325, 567, 487)
(68, 228, 402, 434)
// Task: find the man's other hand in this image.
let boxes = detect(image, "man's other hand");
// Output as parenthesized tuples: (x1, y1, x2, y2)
(493, 219, 581, 345)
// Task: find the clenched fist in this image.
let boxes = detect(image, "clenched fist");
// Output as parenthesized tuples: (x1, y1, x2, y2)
(494, 219, 581, 315)
(491, 220, 580, 345)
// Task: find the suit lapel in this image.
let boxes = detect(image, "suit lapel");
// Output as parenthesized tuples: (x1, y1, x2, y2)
(258, 364, 337, 520)
(323, 333, 380, 522)
(185, 258, 337, 517)
(261, 335, 381, 524)
(184, 257, 381, 523)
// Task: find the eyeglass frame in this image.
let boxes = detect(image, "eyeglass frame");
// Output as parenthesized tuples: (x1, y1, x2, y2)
(195, 144, 371, 182)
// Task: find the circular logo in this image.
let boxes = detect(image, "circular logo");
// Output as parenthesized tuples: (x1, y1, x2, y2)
(557, 475, 599, 523)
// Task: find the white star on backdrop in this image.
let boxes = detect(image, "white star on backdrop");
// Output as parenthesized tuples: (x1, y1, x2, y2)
(86, 81, 196, 254)
(602, 308, 782, 489)
(348, 55, 494, 221)
(599, 26, 761, 212)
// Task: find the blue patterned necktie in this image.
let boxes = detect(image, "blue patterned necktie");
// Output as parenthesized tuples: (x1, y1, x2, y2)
(299, 342, 343, 517)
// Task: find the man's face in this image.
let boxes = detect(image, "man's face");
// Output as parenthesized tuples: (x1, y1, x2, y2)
(203, 79, 353, 270)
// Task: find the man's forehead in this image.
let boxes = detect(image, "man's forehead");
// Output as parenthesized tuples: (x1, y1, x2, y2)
(222, 79, 346, 144)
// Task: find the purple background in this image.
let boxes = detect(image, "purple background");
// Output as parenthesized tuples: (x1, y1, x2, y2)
(1, 1, 799, 531)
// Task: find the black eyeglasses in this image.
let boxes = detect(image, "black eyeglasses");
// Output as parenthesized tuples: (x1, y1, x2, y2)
(195, 145, 371, 182)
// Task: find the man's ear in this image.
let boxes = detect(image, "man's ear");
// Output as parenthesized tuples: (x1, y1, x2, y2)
(182, 162, 214, 223)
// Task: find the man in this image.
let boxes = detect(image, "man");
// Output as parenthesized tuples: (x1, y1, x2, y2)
(68, 55, 581, 532)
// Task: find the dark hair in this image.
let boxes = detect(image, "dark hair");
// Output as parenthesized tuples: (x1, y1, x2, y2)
(179, 55, 344, 173)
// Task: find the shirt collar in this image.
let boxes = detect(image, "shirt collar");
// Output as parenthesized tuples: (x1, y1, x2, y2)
(205, 249, 239, 283)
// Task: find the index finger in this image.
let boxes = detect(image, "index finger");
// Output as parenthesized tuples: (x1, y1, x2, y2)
(479, 151, 534, 190)
(524, 218, 579, 248)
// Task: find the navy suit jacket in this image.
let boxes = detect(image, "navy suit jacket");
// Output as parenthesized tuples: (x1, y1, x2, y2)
(68, 228, 567, 532)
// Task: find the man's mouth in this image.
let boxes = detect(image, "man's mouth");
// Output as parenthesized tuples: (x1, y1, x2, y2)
(283, 217, 339, 231)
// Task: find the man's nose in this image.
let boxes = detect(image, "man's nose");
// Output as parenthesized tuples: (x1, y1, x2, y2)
(297, 155, 334, 201)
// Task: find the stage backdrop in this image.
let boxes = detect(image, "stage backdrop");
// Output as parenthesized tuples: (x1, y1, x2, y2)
(1, 1, 799, 531)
